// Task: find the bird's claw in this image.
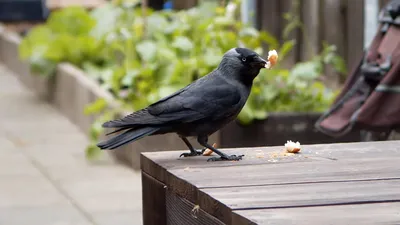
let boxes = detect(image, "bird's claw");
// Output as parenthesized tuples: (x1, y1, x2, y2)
(179, 150, 204, 158)
(207, 154, 244, 162)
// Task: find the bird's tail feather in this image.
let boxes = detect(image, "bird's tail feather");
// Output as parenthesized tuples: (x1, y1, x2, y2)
(97, 127, 159, 150)
(105, 127, 130, 136)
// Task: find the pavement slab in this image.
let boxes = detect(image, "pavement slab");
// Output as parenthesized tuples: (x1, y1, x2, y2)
(0, 63, 142, 225)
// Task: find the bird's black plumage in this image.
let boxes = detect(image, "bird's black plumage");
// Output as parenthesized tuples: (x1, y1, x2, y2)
(97, 47, 268, 161)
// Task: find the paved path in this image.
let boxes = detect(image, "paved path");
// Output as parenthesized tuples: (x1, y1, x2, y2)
(0, 63, 142, 225)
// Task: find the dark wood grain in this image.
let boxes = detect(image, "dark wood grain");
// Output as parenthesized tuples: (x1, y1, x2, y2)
(172, 0, 197, 10)
(166, 189, 225, 225)
(142, 140, 400, 225)
(142, 172, 167, 225)
(279, 0, 300, 68)
(322, 0, 346, 83)
(232, 202, 400, 225)
(142, 140, 400, 180)
(379, 0, 391, 9)
(300, 0, 322, 61)
(256, 0, 280, 60)
(200, 179, 400, 211)
(169, 157, 400, 188)
(345, 0, 364, 75)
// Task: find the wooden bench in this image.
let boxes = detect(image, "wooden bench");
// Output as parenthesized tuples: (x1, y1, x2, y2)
(141, 140, 400, 225)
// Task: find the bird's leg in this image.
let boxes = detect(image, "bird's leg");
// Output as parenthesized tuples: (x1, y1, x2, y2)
(197, 136, 244, 162)
(179, 137, 206, 157)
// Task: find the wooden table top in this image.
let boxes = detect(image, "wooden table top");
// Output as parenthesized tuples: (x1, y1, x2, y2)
(141, 140, 400, 225)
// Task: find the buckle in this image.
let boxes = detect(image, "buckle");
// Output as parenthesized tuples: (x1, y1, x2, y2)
(361, 55, 392, 82)
(379, 0, 400, 33)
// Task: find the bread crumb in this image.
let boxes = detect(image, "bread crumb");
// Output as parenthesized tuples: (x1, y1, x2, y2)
(284, 140, 301, 153)
(265, 50, 278, 69)
(203, 143, 217, 156)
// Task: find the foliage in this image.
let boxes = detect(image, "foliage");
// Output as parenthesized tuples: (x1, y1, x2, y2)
(18, 0, 347, 157)
(19, 6, 109, 76)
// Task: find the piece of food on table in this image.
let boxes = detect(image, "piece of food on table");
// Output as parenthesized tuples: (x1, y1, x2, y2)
(265, 50, 278, 69)
(203, 143, 217, 156)
(284, 140, 301, 153)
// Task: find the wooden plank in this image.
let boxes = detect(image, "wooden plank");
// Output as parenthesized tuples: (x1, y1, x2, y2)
(322, 0, 346, 84)
(169, 158, 400, 189)
(232, 202, 400, 225)
(199, 179, 400, 212)
(256, 0, 280, 59)
(142, 140, 400, 180)
(379, 0, 391, 9)
(322, 0, 346, 57)
(142, 140, 400, 223)
(164, 156, 400, 212)
(166, 190, 225, 225)
(142, 141, 400, 224)
(279, 0, 300, 67)
(300, 0, 322, 61)
(345, 0, 365, 75)
(142, 172, 167, 225)
(256, 0, 280, 36)
(172, 0, 197, 10)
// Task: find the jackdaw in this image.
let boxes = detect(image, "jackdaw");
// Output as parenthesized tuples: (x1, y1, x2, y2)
(97, 47, 268, 161)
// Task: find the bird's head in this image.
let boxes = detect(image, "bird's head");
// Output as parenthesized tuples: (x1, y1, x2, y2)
(218, 47, 268, 85)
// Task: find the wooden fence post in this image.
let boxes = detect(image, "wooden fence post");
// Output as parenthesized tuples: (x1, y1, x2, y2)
(172, 0, 197, 10)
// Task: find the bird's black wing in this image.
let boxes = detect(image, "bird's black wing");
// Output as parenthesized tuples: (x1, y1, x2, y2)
(148, 79, 241, 122)
(102, 75, 242, 128)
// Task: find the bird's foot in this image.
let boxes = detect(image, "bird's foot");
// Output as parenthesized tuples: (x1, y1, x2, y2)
(179, 149, 205, 158)
(207, 154, 244, 162)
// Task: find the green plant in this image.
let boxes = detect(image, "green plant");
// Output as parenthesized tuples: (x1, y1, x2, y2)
(19, 6, 110, 76)
(18, 0, 347, 158)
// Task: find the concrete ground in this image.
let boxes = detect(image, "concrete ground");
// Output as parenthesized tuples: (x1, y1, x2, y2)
(0, 63, 143, 225)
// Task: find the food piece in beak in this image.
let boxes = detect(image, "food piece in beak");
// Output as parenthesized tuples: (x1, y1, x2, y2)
(265, 50, 278, 69)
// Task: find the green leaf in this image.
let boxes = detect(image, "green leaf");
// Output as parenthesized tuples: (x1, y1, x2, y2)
(47, 6, 95, 35)
(203, 49, 223, 67)
(86, 143, 102, 159)
(89, 119, 103, 140)
(84, 98, 107, 115)
(237, 103, 254, 125)
(158, 86, 181, 98)
(18, 25, 53, 59)
(157, 46, 177, 61)
(121, 69, 140, 86)
(172, 36, 194, 52)
(239, 27, 259, 37)
(282, 20, 301, 40)
(331, 55, 348, 74)
(253, 109, 268, 120)
(279, 40, 296, 60)
(290, 61, 321, 81)
(29, 58, 57, 77)
(136, 40, 157, 61)
(147, 13, 169, 34)
(259, 31, 279, 49)
(90, 3, 121, 38)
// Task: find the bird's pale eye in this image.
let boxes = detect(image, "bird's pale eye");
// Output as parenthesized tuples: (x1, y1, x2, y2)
(241, 57, 246, 62)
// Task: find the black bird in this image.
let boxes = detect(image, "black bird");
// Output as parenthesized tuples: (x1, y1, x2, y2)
(97, 47, 268, 161)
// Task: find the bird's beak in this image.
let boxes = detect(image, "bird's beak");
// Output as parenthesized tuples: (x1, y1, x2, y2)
(251, 56, 268, 69)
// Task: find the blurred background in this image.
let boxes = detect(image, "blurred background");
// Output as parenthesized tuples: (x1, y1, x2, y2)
(0, 0, 395, 224)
